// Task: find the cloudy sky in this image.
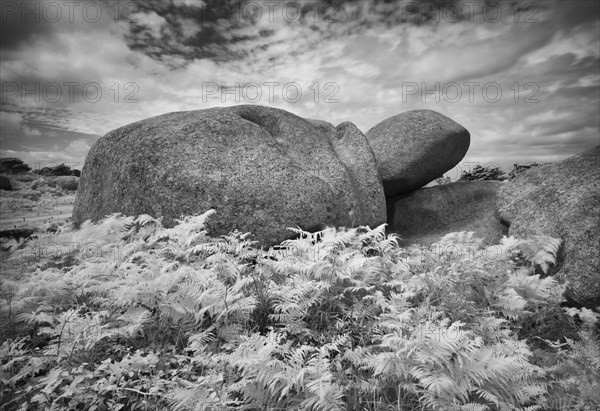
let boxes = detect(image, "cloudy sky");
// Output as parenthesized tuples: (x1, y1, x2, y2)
(1, 0, 598, 176)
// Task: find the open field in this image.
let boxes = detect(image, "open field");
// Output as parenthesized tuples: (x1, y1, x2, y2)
(0, 174, 76, 234)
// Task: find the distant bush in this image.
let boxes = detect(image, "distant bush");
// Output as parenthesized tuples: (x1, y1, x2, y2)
(35, 163, 81, 177)
(459, 164, 507, 181)
(51, 176, 79, 191)
(28, 178, 76, 196)
(0, 158, 31, 174)
(434, 176, 452, 185)
(11, 173, 36, 183)
(0, 175, 12, 191)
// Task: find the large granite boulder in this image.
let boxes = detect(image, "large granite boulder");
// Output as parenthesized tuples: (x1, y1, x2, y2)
(366, 110, 470, 196)
(388, 180, 506, 245)
(498, 146, 600, 308)
(73, 105, 386, 245)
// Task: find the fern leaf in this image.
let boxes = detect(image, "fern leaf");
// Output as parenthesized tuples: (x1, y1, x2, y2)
(518, 235, 562, 274)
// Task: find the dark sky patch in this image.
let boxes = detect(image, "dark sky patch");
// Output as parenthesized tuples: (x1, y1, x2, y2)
(0, 0, 55, 50)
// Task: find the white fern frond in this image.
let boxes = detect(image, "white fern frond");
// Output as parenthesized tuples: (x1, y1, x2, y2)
(518, 235, 562, 274)
(495, 288, 527, 319)
(357, 223, 387, 243)
(564, 307, 599, 328)
(439, 231, 481, 246)
(504, 269, 561, 302)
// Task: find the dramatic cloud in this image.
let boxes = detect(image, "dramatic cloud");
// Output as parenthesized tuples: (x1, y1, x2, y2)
(1, 0, 598, 169)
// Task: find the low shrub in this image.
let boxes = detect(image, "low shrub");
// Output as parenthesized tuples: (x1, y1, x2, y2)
(10, 173, 37, 183)
(0, 175, 12, 191)
(34, 163, 81, 177)
(0, 158, 31, 174)
(16, 189, 42, 201)
(48, 176, 79, 191)
(459, 164, 507, 181)
(0, 194, 38, 213)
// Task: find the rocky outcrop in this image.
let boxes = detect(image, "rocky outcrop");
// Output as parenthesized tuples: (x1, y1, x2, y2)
(498, 146, 600, 308)
(366, 110, 470, 196)
(73, 105, 386, 245)
(388, 181, 506, 245)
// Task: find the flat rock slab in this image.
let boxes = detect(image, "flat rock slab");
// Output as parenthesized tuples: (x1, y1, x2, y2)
(73, 105, 386, 246)
(388, 180, 507, 245)
(498, 146, 600, 308)
(366, 110, 470, 196)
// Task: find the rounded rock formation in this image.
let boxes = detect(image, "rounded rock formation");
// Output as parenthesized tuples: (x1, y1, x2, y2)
(73, 105, 386, 245)
(388, 180, 506, 245)
(498, 146, 600, 308)
(366, 110, 470, 196)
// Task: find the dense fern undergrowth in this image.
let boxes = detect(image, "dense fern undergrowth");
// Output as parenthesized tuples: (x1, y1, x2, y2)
(1, 211, 599, 411)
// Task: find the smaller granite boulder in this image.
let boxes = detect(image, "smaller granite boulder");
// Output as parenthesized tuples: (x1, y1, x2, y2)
(366, 110, 470, 196)
(388, 180, 506, 245)
(498, 146, 600, 308)
(0, 175, 12, 191)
